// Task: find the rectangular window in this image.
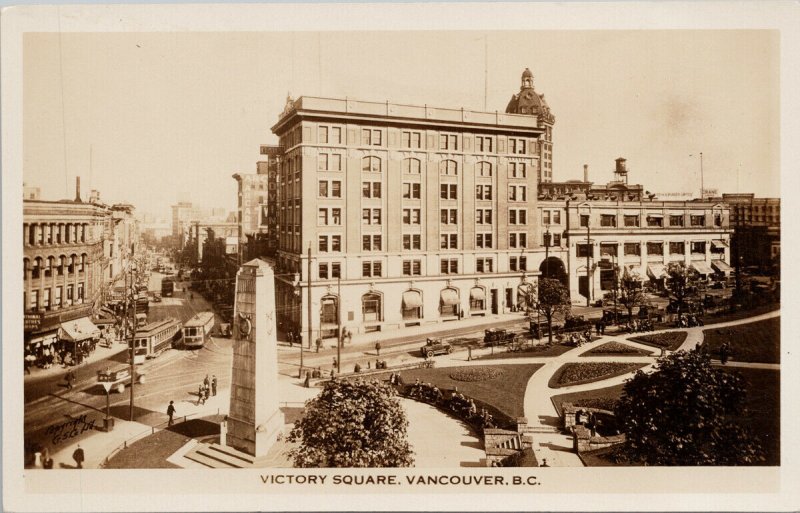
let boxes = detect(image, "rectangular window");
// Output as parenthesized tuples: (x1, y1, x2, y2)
(476, 233, 493, 248)
(624, 243, 641, 256)
(552, 233, 561, 246)
(318, 126, 328, 144)
(624, 215, 640, 227)
(319, 235, 329, 252)
(54, 286, 62, 308)
(600, 214, 617, 227)
(509, 209, 527, 225)
(403, 260, 422, 276)
(373, 261, 382, 277)
(509, 162, 527, 178)
(440, 233, 458, 249)
(331, 262, 341, 278)
(332, 208, 341, 225)
(403, 159, 421, 174)
(476, 184, 493, 200)
(600, 244, 618, 257)
(476, 258, 494, 273)
(318, 181, 329, 197)
(361, 129, 381, 146)
(362, 181, 382, 198)
(330, 154, 341, 171)
(440, 208, 458, 225)
(580, 215, 590, 227)
(476, 209, 493, 225)
(319, 263, 329, 279)
(402, 131, 422, 149)
(331, 236, 341, 252)
(318, 154, 328, 171)
(318, 209, 329, 225)
(542, 210, 551, 225)
(669, 241, 685, 255)
(362, 262, 371, 277)
(331, 127, 342, 144)
(476, 136, 493, 152)
(669, 215, 685, 227)
(577, 244, 594, 258)
(439, 134, 458, 150)
(647, 216, 664, 227)
(403, 234, 422, 250)
(77, 283, 84, 301)
(403, 182, 421, 199)
(331, 181, 341, 198)
(552, 211, 561, 224)
(440, 259, 459, 274)
(30, 290, 38, 310)
(691, 241, 706, 254)
(403, 208, 421, 225)
(647, 242, 664, 255)
(510, 256, 528, 272)
(714, 214, 722, 227)
(509, 138, 527, 155)
(509, 232, 527, 249)
(362, 234, 383, 251)
(439, 184, 458, 200)
(691, 215, 706, 226)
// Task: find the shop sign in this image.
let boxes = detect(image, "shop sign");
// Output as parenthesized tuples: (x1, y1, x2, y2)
(24, 313, 42, 332)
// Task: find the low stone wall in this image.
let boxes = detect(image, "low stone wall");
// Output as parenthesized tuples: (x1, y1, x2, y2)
(562, 403, 614, 431)
(573, 425, 626, 453)
(483, 417, 535, 467)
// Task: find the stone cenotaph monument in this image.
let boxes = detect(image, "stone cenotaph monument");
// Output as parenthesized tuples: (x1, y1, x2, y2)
(225, 259, 284, 457)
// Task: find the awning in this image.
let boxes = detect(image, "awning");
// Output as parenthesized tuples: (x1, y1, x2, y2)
(59, 317, 100, 343)
(646, 213, 664, 218)
(440, 288, 459, 306)
(691, 261, 714, 275)
(711, 260, 732, 273)
(28, 333, 58, 346)
(402, 291, 423, 309)
(470, 287, 485, 301)
(712, 240, 729, 250)
(647, 264, 667, 280)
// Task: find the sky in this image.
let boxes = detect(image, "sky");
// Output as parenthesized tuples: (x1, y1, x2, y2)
(23, 30, 780, 219)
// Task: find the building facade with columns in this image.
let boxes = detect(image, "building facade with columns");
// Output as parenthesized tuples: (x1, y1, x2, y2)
(269, 71, 552, 343)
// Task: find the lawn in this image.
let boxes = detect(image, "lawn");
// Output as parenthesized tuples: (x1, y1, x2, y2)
(548, 362, 647, 389)
(629, 331, 687, 351)
(104, 415, 224, 469)
(721, 367, 780, 465)
(389, 363, 543, 420)
(550, 383, 626, 414)
(703, 317, 780, 364)
(580, 342, 653, 357)
(703, 303, 780, 325)
(477, 343, 573, 360)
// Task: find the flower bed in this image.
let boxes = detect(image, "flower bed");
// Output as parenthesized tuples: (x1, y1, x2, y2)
(449, 367, 506, 382)
(628, 331, 687, 351)
(580, 342, 653, 357)
(548, 362, 648, 388)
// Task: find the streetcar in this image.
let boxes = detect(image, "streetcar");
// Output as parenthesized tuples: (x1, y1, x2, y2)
(161, 277, 175, 297)
(181, 311, 215, 349)
(130, 318, 182, 364)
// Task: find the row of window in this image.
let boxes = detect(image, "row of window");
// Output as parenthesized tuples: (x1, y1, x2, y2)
(317, 255, 533, 280)
(579, 214, 722, 228)
(24, 223, 91, 246)
(24, 255, 88, 280)
(576, 241, 718, 257)
(25, 283, 85, 311)
(317, 230, 535, 253)
(316, 156, 533, 178)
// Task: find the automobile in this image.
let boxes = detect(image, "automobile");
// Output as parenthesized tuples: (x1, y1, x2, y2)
(484, 328, 516, 346)
(420, 337, 452, 358)
(151, 292, 162, 303)
(97, 366, 146, 394)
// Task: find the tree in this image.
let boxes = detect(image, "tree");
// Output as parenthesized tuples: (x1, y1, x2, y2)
(617, 269, 648, 322)
(287, 379, 414, 467)
(665, 262, 702, 314)
(614, 349, 764, 465)
(526, 278, 572, 344)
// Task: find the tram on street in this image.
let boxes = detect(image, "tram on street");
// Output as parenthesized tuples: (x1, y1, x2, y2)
(182, 311, 215, 349)
(130, 318, 182, 364)
(161, 277, 175, 297)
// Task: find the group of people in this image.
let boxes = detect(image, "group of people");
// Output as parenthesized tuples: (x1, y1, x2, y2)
(406, 380, 496, 429)
(574, 408, 602, 437)
(677, 314, 704, 328)
(623, 318, 655, 333)
(196, 374, 217, 405)
(567, 330, 593, 347)
(387, 372, 404, 386)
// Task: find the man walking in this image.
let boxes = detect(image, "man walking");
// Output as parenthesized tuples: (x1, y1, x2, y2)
(167, 401, 176, 426)
(211, 375, 217, 396)
(72, 444, 85, 469)
(65, 369, 75, 390)
(375, 342, 381, 356)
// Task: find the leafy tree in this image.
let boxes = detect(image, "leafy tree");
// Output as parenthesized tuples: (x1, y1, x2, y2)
(287, 379, 414, 467)
(526, 278, 572, 344)
(615, 349, 764, 465)
(665, 262, 702, 314)
(617, 269, 648, 321)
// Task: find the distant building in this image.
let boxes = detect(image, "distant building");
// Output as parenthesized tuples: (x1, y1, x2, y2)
(23, 184, 40, 201)
(720, 193, 780, 270)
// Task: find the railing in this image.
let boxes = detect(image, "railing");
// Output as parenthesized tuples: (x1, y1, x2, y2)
(99, 408, 220, 468)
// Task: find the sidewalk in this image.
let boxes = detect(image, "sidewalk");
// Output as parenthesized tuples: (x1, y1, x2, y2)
(24, 338, 130, 385)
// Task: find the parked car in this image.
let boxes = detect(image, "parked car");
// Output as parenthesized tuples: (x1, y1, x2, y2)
(420, 337, 452, 358)
(97, 366, 146, 394)
(484, 328, 516, 346)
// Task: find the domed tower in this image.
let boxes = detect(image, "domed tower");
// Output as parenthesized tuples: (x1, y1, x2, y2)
(506, 68, 555, 182)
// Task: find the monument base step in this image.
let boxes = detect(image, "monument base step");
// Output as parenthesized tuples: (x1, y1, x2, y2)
(184, 443, 256, 468)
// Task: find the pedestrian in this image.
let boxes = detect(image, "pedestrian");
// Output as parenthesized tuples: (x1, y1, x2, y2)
(332, 356, 337, 369)
(211, 375, 217, 396)
(203, 385, 209, 403)
(42, 448, 54, 469)
(287, 331, 293, 348)
(720, 342, 730, 365)
(468, 346, 472, 361)
(167, 401, 176, 426)
(303, 371, 310, 388)
(72, 444, 85, 469)
(595, 322, 601, 336)
(197, 384, 204, 405)
(203, 374, 210, 388)
(65, 369, 75, 390)
(375, 342, 381, 356)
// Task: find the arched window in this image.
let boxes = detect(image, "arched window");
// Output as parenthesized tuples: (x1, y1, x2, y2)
(402, 158, 421, 174)
(362, 292, 382, 323)
(402, 290, 423, 320)
(439, 160, 458, 176)
(79, 254, 88, 273)
(32, 257, 41, 279)
(68, 254, 77, 274)
(362, 156, 381, 173)
(58, 255, 67, 276)
(470, 287, 486, 312)
(477, 161, 492, 177)
(439, 287, 460, 317)
(44, 256, 54, 277)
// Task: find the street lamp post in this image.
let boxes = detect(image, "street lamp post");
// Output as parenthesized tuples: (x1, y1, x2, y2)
(128, 257, 137, 422)
(337, 275, 342, 375)
(293, 272, 304, 378)
(543, 224, 551, 279)
(580, 206, 592, 307)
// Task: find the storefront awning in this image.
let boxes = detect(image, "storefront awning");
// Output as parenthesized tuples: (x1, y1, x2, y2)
(711, 260, 732, 273)
(440, 288, 459, 306)
(28, 333, 58, 347)
(59, 317, 100, 343)
(402, 291, 423, 309)
(647, 264, 667, 280)
(691, 261, 714, 275)
(646, 213, 664, 218)
(711, 240, 729, 250)
(470, 287, 485, 301)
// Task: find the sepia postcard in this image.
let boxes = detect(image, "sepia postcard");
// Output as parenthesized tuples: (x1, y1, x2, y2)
(2, 2, 799, 511)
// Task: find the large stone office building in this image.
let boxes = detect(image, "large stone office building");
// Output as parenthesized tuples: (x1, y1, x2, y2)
(269, 71, 554, 343)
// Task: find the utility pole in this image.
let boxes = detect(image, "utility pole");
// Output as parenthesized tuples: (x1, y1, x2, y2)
(337, 275, 342, 374)
(544, 224, 551, 278)
(306, 243, 312, 355)
(585, 211, 592, 307)
(128, 244, 136, 422)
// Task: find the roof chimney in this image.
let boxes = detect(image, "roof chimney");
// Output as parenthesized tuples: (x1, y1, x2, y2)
(583, 164, 589, 183)
(75, 176, 82, 203)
